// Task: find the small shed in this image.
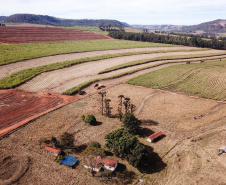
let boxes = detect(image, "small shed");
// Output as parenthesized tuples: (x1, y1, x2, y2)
(61, 155, 78, 167)
(219, 146, 226, 153)
(43, 146, 61, 156)
(147, 131, 163, 143)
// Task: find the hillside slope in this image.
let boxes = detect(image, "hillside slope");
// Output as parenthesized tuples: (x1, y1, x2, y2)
(2, 14, 126, 27)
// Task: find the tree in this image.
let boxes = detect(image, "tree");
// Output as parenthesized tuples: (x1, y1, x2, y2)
(105, 128, 148, 168)
(122, 113, 141, 134)
(85, 115, 96, 125)
(60, 132, 74, 148)
(118, 95, 124, 121)
(104, 98, 112, 117)
(123, 97, 130, 114)
(98, 91, 106, 115)
(130, 104, 136, 114)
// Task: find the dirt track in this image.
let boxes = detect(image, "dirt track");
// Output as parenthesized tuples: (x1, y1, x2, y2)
(16, 50, 225, 93)
(0, 46, 201, 79)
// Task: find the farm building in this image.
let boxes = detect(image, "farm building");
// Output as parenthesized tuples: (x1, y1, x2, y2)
(219, 146, 226, 153)
(61, 155, 78, 167)
(43, 146, 61, 156)
(84, 156, 118, 172)
(147, 131, 164, 143)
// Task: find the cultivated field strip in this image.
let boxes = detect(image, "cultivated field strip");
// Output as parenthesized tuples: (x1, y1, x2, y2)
(127, 60, 226, 101)
(0, 46, 204, 79)
(16, 50, 226, 94)
(0, 26, 110, 44)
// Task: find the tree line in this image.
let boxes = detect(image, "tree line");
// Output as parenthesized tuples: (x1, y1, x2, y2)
(108, 31, 226, 50)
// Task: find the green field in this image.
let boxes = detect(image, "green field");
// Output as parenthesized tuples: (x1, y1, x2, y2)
(0, 40, 177, 66)
(56, 26, 109, 35)
(126, 60, 226, 101)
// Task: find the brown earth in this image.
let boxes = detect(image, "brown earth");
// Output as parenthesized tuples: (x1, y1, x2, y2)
(0, 84, 225, 185)
(0, 26, 110, 44)
(0, 90, 78, 137)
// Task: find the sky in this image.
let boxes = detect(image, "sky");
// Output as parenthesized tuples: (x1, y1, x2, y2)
(1, 0, 226, 25)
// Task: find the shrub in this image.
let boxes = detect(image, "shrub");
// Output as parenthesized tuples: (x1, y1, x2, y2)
(81, 115, 85, 121)
(60, 132, 74, 148)
(88, 141, 101, 148)
(85, 115, 96, 125)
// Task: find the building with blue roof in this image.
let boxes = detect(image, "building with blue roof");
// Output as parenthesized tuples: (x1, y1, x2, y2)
(61, 155, 78, 167)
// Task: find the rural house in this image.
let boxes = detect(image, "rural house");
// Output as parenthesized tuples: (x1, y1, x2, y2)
(84, 156, 118, 172)
(43, 146, 61, 156)
(147, 131, 164, 143)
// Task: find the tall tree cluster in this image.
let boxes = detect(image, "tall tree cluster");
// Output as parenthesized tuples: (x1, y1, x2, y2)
(108, 31, 226, 50)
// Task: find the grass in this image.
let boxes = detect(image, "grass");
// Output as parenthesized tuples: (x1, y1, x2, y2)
(0, 48, 201, 89)
(99, 51, 226, 74)
(126, 60, 226, 101)
(0, 39, 177, 66)
(63, 56, 226, 95)
(56, 26, 109, 35)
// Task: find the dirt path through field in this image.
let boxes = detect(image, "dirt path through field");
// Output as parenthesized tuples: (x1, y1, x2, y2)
(17, 51, 226, 94)
(0, 46, 217, 79)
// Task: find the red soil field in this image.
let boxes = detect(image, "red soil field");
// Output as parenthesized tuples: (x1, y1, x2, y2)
(0, 26, 111, 43)
(0, 90, 78, 137)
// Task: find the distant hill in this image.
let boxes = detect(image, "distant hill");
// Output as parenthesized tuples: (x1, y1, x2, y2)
(132, 24, 185, 32)
(182, 19, 226, 33)
(1, 14, 127, 27)
(0, 16, 6, 21)
(132, 19, 226, 34)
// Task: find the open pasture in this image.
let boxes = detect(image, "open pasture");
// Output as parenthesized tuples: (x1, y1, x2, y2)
(0, 84, 225, 185)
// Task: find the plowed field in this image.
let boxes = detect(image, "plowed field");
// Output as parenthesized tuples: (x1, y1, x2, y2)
(0, 90, 78, 137)
(0, 26, 110, 44)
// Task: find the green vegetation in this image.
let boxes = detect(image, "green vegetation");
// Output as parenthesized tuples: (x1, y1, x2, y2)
(63, 56, 226, 95)
(60, 132, 74, 148)
(0, 48, 213, 89)
(87, 141, 101, 149)
(0, 39, 176, 66)
(99, 52, 226, 74)
(57, 26, 109, 35)
(126, 60, 226, 101)
(122, 113, 141, 134)
(105, 128, 148, 168)
(85, 115, 97, 125)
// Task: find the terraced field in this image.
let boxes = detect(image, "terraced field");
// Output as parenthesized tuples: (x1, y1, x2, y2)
(0, 26, 111, 44)
(127, 60, 226, 100)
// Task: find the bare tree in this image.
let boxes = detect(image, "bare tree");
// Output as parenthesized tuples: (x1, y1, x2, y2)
(123, 97, 131, 114)
(98, 91, 106, 115)
(118, 95, 124, 120)
(104, 98, 112, 117)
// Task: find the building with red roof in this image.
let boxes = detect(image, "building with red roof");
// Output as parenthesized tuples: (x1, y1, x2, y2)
(43, 146, 61, 156)
(84, 156, 118, 172)
(147, 131, 163, 143)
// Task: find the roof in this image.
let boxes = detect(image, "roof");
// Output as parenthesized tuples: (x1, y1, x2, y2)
(43, 146, 61, 155)
(219, 146, 226, 151)
(148, 131, 163, 141)
(96, 156, 117, 168)
(61, 155, 78, 167)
